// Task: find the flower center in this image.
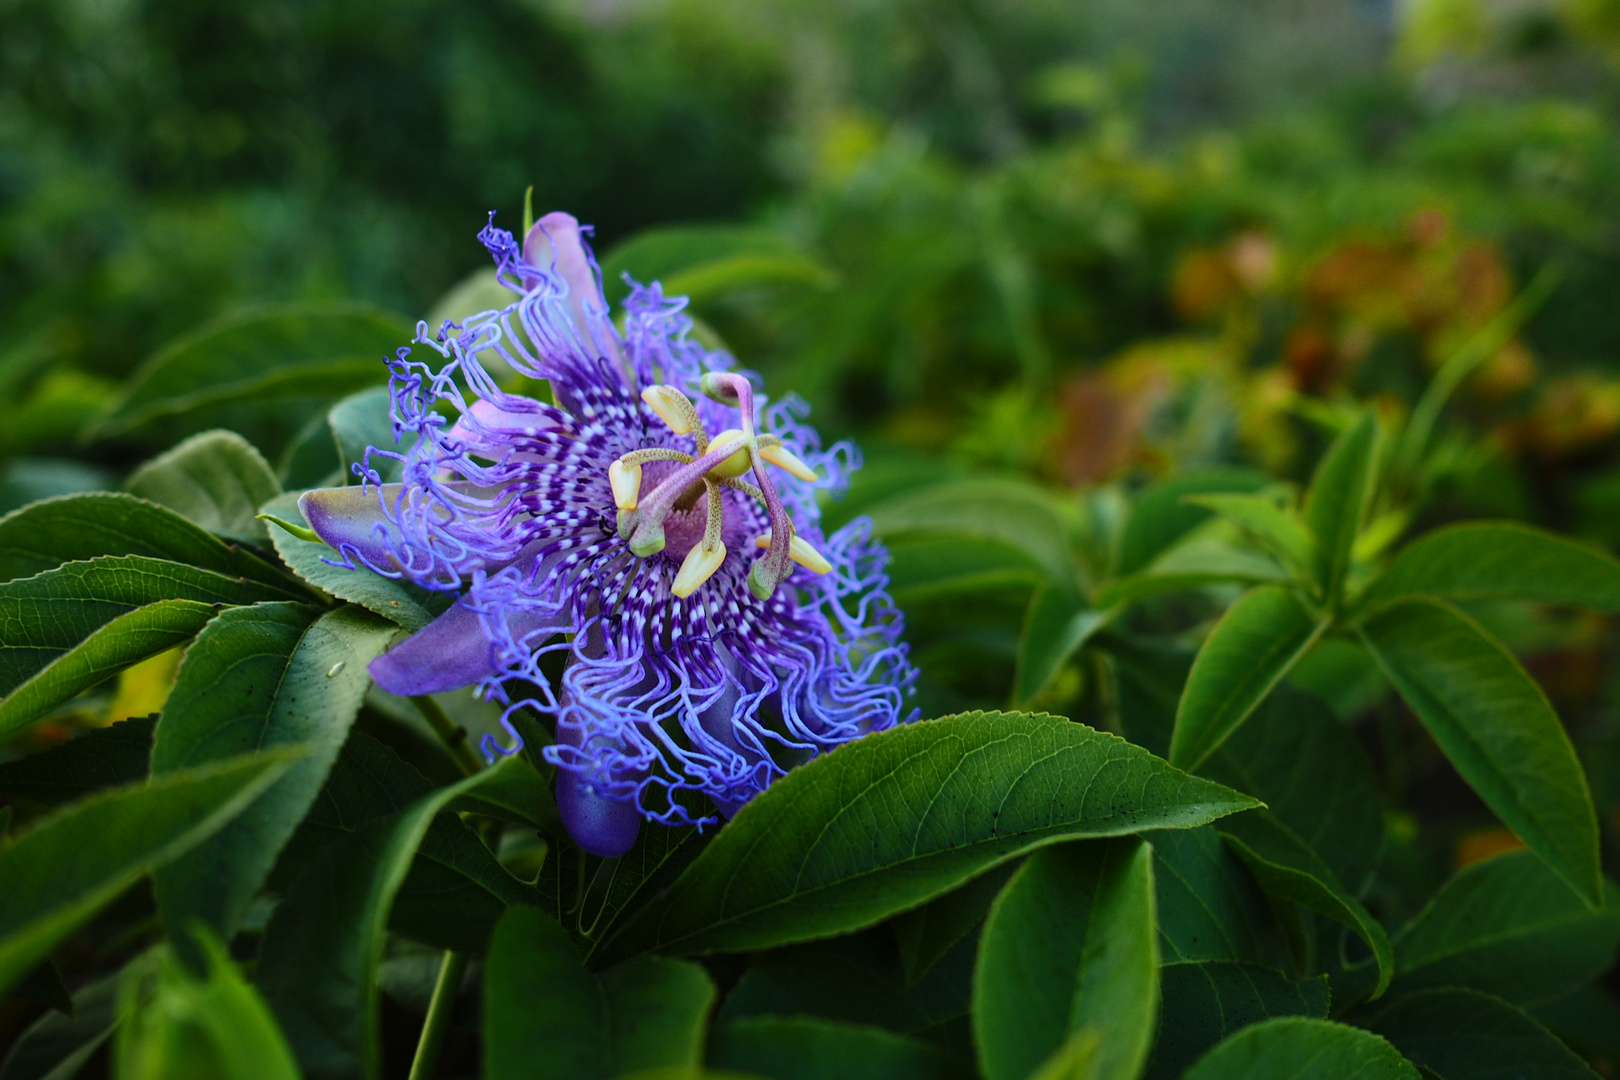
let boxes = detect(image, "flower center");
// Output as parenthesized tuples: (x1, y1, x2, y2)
(608, 373, 831, 600)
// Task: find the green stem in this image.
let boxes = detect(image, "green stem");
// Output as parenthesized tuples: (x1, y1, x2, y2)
(410, 694, 484, 778)
(407, 950, 469, 1080)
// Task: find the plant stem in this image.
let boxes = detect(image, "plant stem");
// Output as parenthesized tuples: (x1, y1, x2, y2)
(410, 694, 484, 778)
(407, 950, 469, 1080)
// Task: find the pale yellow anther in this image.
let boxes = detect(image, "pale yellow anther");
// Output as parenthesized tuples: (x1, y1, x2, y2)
(707, 430, 754, 480)
(671, 541, 728, 597)
(608, 458, 642, 510)
(759, 443, 818, 482)
(753, 531, 833, 574)
(642, 385, 701, 435)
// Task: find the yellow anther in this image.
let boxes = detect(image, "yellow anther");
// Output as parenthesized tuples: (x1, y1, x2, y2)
(642, 385, 701, 435)
(707, 430, 754, 480)
(754, 532, 833, 574)
(608, 458, 642, 510)
(759, 443, 818, 482)
(671, 541, 728, 597)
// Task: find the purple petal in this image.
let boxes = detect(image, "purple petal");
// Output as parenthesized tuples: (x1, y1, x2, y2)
(299, 485, 406, 573)
(555, 733, 642, 857)
(369, 600, 570, 696)
(522, 211, 623, 366)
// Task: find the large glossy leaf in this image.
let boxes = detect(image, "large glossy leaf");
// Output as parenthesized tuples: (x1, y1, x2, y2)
(254, 757, 518, 1080)
(0, 715, 154, 805)
(577, 824, 708, 954)
(1168, 585, 1324, 771)
(866, 481, 1078, 589)
(1097, 541, 1291, 609)
(1357, 522, 1620, 614)
(707, 1018, 965, 1080)
(484, 906, 715, 1080)
(1183, 493, 1316, 578)
(1220, 810, 1393, 998)
(974, 839, 1157, 1080)
(1015, 587, 1110, 705)
(1182, 1018, 1417, 1080)
(0, 556, 297, 739)
(1113, 470, 1269, 577)
(1390, 850, 1620, 1006)
(1302, 412, 1379, 605)
(271, 732, 540, 954)
(1146, 962, 1329, 1080)
(597, 712, 1259, 964)
(0, 752, 295, 993)
(0, 493, 282, 585)
(152, 604, 395, 957)
(1361, 988, 1599, 1080)
(92, 304, 408, 438)
(1360, 598, 1602, 907)
(114, 931, 301, 1080)
(327, 387, 414, 485)
(894, 864, 1019, 987)
(1148, 827, 1292, 970)
(261, 492, 436, 631)
(125, 430, 283, 546)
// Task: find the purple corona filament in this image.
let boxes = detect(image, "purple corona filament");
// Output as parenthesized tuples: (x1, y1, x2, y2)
(296, 211, 917, 856)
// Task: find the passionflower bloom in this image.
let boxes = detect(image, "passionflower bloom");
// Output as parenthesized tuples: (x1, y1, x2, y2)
(298, 212, 916, 856)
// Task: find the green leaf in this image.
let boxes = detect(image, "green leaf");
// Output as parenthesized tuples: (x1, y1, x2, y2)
(1015, 587, 1110, 705)
(597, 712, 1259, 964)
(1357, 522, 1620, 615)
(327, 387, 413, 485)
(1146, 962, 1329, 1080)
(1148, 827, 1292, 969)
(577, 824, 708, 953)
(885, 537, 1045, 600)
(1097, 542, 1290, 609)
(115, 929, 301, 1080)
(1359, 598, 1602, 907)
(125, 431, 282, 545)
(0, 715, 155, 805)
(254, 757, 520, 1080)
(270, 732, 540, 955)
(1220, 810, 1394, 998)
(1391, 850, 1620, 1006)
(1114, 470, 1270, 577)
(1029, 1032, 1102, 1080)
(91, 303, 409, 439)
(1168, 585, 1325, 771)
(9, 959, 71, 1015)
(973, 838, 1157, 1080)
(485, 905, 716, 1080)
(260, 492, 436, 631)
(600, 225, 835, 309)
(866, 480, 1079, 591)
(1302, 412, 1379, 604)
(707, 1018, 965, 1080)
(1183, 494, 1316, 578)
(0, 492, 285, 587)
(152, 604, 395, 958)
(1182, 1018, 1417, 1080)
(1361, 988, 1599, 1080)
(894, 864, 1019, 986)
(0, 966, 122, 1080)
(0, 752, 296, 993)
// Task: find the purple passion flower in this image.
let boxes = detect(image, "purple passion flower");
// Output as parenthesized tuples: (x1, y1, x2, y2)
(298, 212, 916, 856)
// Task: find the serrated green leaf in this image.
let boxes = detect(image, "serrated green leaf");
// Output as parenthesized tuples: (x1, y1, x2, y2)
(597, 712, 1259, 964)
(1148, 827, 1292, 969)
(260, 492, 435, 631)
(0, 715, 154, 805)
(91, 303, 408, 438)
(1220, 810, 1393, 998)
(484, 905, 715, 1080)
(152, 603, 394, 959)
(1303, 412, 1379, 605)
(1145, 962, 1329, 1080)
(115, 929, 301, 1080)
(1169, 585, 1325, 771)
(1183, 493, 1316, 577)
(974, 838, 1157, 1080)
(1357, 522, 1620, 615)
(577, 823, 708, 955)
(1015, 587, 1110, 705)
(327, 387, 414, 485)
(1359, 598, 1602, 907)
(866, 480, 1079, 590)
(271, 732, 539, 954)
(0, 966, 122, 1080)
(1391, 850, 1620, 1006)
(254, 756, 520, 1080)
(0, 752, 296, 993)
(1186, 1018, 1416, 1080)
(125, 431, 283, 545)
(1096, 541, 1291, 609)
(708, 1017, 965, 1080)
(894, 864, 1018, 987)
(1114, 470, 1270, 577)
(1361, 987, 1599, 1080)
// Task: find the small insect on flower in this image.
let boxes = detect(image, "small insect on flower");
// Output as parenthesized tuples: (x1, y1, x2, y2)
(296, 212, 917, 856)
